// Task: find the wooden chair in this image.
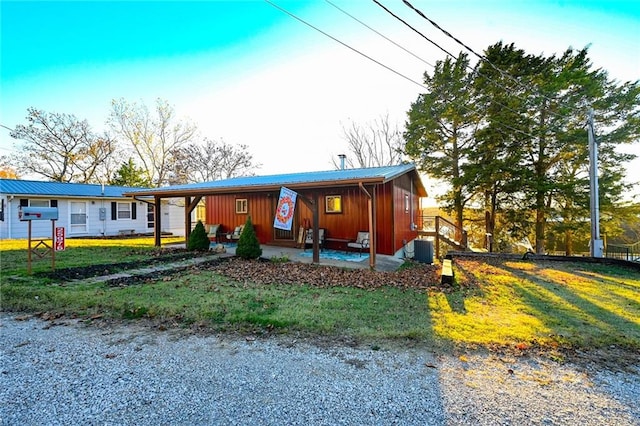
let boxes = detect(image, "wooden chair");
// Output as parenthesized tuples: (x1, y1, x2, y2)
(304, 228, 325, 251)
(226, 225, 244, 241)
(207, 224, 222, 243)
(347, 231, 370, 255)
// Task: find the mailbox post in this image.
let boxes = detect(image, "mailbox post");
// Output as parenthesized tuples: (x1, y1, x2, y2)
(19, 207, 60, 274)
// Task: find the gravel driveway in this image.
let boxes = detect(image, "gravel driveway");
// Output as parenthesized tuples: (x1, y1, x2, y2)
(1, 314, 638, 425)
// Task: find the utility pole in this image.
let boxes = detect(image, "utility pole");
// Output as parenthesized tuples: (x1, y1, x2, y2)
(588, 108, 604, 257)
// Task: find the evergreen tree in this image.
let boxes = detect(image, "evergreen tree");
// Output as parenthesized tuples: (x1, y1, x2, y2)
(404, 52, 480, 232)
(235, 216, 262, 259)
(110, 158, 153, 187)
(187, 220, 210, 251)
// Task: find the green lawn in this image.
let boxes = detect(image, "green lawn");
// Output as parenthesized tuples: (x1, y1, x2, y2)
(2, 239, 639, 354)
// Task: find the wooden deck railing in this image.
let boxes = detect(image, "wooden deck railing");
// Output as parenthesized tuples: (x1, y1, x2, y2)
(417, 215, 468, 258)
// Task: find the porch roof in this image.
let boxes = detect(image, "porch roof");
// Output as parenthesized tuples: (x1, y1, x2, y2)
(123, 164, 428, 198)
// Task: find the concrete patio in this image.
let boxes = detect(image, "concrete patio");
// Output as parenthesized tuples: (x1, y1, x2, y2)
(211, 243, 406, 272)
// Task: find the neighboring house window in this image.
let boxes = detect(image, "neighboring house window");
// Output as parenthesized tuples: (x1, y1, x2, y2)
(325, 195, 342, 214)
(235, 198, 248, 214)
(118, 202, 131, 219)
(29, 199, 50, 208)
(405, 194, 410, 213)
(111, 202, 137, 220)
(22, 199, 57, 208)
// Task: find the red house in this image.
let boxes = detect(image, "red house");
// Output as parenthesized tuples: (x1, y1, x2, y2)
(125, 164, 427, 265)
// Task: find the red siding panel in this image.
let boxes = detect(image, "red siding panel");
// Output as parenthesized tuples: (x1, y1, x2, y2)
(205, 175, 421, 255)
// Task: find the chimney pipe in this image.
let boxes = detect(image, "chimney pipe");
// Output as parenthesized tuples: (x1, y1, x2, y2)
(338, 154, 346, 170)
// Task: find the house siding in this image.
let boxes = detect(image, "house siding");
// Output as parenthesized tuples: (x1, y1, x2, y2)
(204, 178, 419, 256)
(392, 174, 420, 256)
(0, 195, 184, 239)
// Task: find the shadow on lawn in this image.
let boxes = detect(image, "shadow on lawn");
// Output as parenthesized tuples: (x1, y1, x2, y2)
(442, 259, 486, 314)
(500, 262, 640, 348)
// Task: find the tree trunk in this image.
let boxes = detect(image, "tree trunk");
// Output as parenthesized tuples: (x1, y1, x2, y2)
(535, 204, 546, 254)
(565, 229, 573, 256)
(535, 101, 547, 254)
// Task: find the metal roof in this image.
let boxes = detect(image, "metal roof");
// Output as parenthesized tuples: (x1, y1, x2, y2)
(0, 179, 149, 199)
(124, 164, 427, 197)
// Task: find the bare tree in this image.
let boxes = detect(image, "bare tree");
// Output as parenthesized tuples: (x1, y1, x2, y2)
(9, 108, 116, 183)
(172, 138, 260, 183)
(108, 98, 197, 187)
(333, 114, 405, 169)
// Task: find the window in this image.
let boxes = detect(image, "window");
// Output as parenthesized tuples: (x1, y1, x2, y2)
(117, 202, 131, 219)
(325, 195, 342, 214)
(111, 202, 136, 220)
(404, 194, 410, 213)
(30, 199, 50, 208)
(235, 198, 248, 214)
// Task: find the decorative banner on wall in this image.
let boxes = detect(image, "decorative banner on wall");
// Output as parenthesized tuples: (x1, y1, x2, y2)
(274, 187, 297, 231)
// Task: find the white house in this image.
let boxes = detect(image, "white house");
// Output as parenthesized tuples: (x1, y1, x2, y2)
(0, 179, 188, 239)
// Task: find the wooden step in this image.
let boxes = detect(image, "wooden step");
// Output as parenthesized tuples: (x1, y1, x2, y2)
(441, 259, 454, 285)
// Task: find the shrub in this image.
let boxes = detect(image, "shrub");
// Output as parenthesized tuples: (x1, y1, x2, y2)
(236, 216, 262, 259)
(187, 220, 210, 251)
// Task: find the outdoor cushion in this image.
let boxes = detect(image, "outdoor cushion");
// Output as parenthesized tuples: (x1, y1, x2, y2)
(227, 225, 244, 240)
(207, 224, 221, 241)
(304, 228, 325, 250)
(347, 231, 370, 254)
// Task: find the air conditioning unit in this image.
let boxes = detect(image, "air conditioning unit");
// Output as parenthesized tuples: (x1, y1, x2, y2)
(414, 239, 434, 264)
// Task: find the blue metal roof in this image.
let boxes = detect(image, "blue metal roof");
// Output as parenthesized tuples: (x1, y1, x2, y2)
(125, 164, 423, 195)
(0, 179, 149, 198)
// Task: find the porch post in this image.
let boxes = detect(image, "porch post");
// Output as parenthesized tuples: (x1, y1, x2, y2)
(185, 196, 192, 243)
(312, 192, 319, 264)
(435, 216, 440, 259)
(358, 182, 376, 269)
(370, 185, 376, 269)
(154, 196, 162, 247)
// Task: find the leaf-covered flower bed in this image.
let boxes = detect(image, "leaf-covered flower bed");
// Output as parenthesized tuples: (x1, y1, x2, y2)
(203, 258, 443, 291)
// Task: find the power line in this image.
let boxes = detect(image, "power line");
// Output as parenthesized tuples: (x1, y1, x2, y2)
(371, 0, 537, 122)
(264, 0, 427, 90)
(266, 0, 543, 143)
(324, 0, 435, 68)
(321, 1, 544, 141)
(0, 124, 16, 133)
(401, 0, 575, 114)
(370, 0, 459, 63)
(372, 0, 571, 124)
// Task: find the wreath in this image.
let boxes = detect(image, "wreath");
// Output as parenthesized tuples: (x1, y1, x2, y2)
(276, 196, 295, 224)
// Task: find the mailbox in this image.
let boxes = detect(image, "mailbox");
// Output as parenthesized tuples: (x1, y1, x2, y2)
(19, 207, 59, 221)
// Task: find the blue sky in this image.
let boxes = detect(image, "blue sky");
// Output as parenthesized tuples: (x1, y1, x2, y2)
(1, 0, 639, 197)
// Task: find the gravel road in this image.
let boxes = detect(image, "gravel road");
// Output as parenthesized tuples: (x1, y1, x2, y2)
(1, 314, 638, 425)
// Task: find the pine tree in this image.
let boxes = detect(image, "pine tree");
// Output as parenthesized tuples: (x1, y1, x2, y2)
(236, 216, 262, 259)
(187, 220, 210, 251)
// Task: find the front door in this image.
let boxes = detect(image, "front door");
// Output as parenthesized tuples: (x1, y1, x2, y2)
(147, 204, 154, 229)
(69, 202, 87, 234)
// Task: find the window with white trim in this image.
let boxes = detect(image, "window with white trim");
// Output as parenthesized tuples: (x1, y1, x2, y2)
(235, 198, 248, 214)
(117, 202, 131, 219)
(325, 195, 342, 214)
(30, 199, 50, 208)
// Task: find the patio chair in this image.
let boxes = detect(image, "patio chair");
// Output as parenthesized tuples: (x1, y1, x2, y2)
(207, 224, 222, 243)
(304, 228, 325, 251)
(226, 225, 244, 241)
(347, 231, 370, 256)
